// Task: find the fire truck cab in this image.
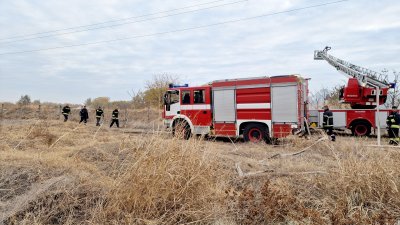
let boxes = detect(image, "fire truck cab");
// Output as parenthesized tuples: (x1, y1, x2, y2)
(163, 75, 309, 142)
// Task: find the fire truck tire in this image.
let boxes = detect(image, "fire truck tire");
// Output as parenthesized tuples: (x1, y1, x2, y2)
(243, 124, 269, 143)
(351, 122, 371, 137)
(172, 120, 191, 140)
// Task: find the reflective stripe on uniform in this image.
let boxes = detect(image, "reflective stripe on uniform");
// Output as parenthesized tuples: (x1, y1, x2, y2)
(391, 125, 400, 128)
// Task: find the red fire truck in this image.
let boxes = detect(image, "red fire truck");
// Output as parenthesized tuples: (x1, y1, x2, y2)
(309, 47, 394, 136)
(163, 75, 309, 142)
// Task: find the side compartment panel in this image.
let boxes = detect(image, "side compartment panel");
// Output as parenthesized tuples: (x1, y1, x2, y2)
(214, 123, 236, 136)
(213, 89, 236, 122)
(273, 124, 292, 138)
(236, 87, 270, 104)
(309, 110, 319, 126)
(236, 87, 271, 121)
(375, 111, 389, 128)
(319, 111, 347, 128)
(318, 111, 347, 128)
(271, 85, 298, 123)
(333, 112, 346, 128)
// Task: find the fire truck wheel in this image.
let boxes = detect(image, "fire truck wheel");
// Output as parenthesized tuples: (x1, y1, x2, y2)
(172, 120, 191, 140)
(351, 122, 371, 137)
(243, 124, 269, 143)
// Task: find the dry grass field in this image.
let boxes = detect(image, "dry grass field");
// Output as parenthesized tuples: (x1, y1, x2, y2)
(1, 107, 400, 224)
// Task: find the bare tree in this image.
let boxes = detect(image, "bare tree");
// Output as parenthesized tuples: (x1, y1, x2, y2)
(309, 87, 329, 109)
(144, 74, 179, 108)
(309, 85, 349, 109)
(385, 70, 400, 108)
(128, 90, 146, 108)
(17, 95, 31, 106)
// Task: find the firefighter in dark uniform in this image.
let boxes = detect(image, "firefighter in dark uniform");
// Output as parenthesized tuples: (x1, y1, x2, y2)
(79, 105, 89, 124)
(110, 108, 119, 128)
(323, 105, 335, 141)
(62, 105, 71, 122)
(386, 106, 400, 145)
(95, 106, 104, 126)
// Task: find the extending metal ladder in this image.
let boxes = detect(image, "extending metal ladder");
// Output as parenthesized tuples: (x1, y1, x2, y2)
(314, 46, 390, 88)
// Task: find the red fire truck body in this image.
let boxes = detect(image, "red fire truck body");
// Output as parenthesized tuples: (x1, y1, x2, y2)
(309, 109, 392, 136)
(163, 75, 309, 141)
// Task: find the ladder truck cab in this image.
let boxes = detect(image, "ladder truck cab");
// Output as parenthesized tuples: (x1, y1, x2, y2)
(310, 47, 394, 136)
(163, 75, 309, 142)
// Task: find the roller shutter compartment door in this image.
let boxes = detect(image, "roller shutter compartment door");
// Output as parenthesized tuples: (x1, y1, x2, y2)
(213, 89, 236, 122)
(271, 85, 298, 123)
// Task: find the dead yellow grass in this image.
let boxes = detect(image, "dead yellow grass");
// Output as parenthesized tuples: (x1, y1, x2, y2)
(1, 117, 400, 224)
(0, 119, 228, 224)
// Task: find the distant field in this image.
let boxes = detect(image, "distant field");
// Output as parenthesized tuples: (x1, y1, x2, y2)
(1, 113, 400, 224)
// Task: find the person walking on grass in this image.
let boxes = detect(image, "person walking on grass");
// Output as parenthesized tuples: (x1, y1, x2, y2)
(61, 105, 71, 122)
(110, 108, 119, 128)
(386, 106, 400, 145)
(79, 105, 89, 124)
(95, 106, 104, 126)
(323, 105, 335, 142)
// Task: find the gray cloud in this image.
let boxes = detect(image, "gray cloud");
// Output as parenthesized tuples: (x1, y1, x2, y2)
(0, 0, 399, 103)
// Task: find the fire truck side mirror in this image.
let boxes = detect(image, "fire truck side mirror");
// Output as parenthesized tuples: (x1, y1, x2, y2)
(163, 93, 169, 105)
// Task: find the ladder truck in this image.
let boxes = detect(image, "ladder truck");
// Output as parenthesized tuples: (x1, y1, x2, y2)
(309, 46, 394, 136)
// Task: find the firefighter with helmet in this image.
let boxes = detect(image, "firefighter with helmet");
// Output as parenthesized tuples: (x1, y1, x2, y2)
(79, 105, 89, 124)
(386, 106, 400, 145)
(62, 105, 71, 122)
(110, 108, 119, 128)
(323, 105, 335, 141)
(95, 106, 104, 126)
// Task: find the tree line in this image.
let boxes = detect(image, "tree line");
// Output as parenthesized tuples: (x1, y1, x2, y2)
(14, 74, 177, 109)
(14, 70, 400, 110)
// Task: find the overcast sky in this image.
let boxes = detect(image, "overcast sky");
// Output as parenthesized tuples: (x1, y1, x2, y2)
(0, 0, 399, 104)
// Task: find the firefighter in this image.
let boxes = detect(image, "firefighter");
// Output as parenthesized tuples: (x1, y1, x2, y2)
(95, 106, 104, 126)
(110, 108, 119, 128)
(79, 105, 89, 124)
(323, 105, 335, 141)
(386, 106, 400, 145)
(61, 105, 71, 122)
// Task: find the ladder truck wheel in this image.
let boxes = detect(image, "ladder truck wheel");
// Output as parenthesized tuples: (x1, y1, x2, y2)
(243, 123, 269, 143)
(172, 120, 191, 140)
(351, 121, 371, 137)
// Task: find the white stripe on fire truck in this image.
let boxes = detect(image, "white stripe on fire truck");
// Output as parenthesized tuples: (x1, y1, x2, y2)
(180, 105, 211, 110)
(236, 103, 270, 109)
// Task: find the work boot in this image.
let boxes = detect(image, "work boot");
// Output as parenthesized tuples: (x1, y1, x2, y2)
(331, 135, 336, 142)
